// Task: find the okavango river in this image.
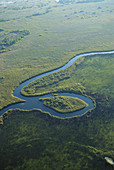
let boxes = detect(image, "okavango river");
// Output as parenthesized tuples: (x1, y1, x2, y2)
(0, 50, 114, 118)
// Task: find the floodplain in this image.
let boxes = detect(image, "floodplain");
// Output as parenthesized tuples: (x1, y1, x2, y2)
(0, 0, 114, 169)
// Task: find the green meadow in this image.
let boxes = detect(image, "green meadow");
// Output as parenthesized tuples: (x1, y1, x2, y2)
(0, 0, 114, 109)
(39, 96, 88, 113)
(22, 53, 114, 100)
(0, 0, 114, 169)
(0, 105, 114, 169)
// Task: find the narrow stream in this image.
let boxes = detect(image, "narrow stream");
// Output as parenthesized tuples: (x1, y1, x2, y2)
(0, 50, 114, 118)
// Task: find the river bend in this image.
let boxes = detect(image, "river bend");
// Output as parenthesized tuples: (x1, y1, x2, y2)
(0, 50, 114, 118)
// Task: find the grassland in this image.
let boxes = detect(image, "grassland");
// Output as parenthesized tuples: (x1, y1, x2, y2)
(0, 52, 113, 169)
(0, 0, 114, 169)
(21, 53, 114, 99)
(39, 96, 88, 113)
(0, 0, 114, 110)
(0, 29, 30, 53)
(0, 104, 114, 170)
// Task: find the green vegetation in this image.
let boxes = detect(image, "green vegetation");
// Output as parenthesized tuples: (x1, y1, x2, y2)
(22, 72, 71, 96)
(0, 0, 114, 169)
(22, 54, 114, 99)
(0, 29, 30, 53)
(0, 0, 114, 110)
(26, 9, 51, 18)
(0, 103, 114, 169)
(0, 53, 113, 169)
(40, 96, 88, 113)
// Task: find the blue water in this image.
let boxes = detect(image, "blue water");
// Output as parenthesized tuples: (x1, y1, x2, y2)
(0, 50, 114, 118)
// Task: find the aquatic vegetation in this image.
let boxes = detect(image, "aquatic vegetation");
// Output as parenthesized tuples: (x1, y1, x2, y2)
(0, 101, 114, 169)
(21, 53, 114, 99)
(40, 96, 88, 113)
(0, 29, 30, 53)
(0, 0, 114, 109)
(0, 0, 114, 169)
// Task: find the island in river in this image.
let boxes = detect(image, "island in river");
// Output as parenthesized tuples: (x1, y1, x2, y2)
(39, 96, 88, 113)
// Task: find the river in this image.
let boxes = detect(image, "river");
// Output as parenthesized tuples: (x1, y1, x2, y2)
(0, 50, 114, 118)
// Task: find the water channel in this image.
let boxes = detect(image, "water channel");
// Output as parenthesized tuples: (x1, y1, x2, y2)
(0, 50, 114, 118)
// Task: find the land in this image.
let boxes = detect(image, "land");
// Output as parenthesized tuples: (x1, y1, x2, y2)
(0, 52, 113, 169)
(0, 29, 30, 53)
(0, 0, 114, 110)
(39, 96, 88, 113)
(59, 0, 104, 4)
(0, 105, 114, 170)
(0, 0, 114, 169)
(21, 53, 114, 100)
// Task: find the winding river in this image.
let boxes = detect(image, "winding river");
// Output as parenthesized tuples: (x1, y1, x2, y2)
(0, 50, 114, 118)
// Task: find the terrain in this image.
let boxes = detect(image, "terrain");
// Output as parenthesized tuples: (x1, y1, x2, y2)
(0, 0, 114, 169)
(39, 96, 88, 113)
(0, 0, 114, 110)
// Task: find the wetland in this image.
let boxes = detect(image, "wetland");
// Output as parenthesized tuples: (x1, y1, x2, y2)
(0, 0, 114, 169)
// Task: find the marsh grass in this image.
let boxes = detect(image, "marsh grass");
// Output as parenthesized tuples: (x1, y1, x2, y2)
(0, 1, 114, 168)
(0, 0, 114, 109)
(0, 100, 114, 169)
(40, 96, 88, 113)
(22, 53, 114, 100)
